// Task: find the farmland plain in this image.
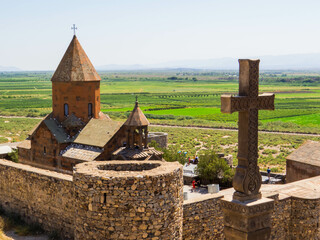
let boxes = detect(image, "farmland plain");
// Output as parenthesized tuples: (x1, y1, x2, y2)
(0, 71, 319, 134)
(0, 70, 319, 172)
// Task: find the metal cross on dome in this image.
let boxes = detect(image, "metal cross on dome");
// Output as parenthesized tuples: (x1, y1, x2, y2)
(71, 24, 77, 35)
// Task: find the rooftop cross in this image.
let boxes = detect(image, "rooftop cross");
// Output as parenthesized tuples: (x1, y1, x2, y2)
(71, 24, 77, 35)
(221, 59, 275, 202)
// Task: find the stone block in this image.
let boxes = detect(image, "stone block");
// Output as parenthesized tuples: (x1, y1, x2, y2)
(224, 226, 271, 240)
(221, 195, 274, 240)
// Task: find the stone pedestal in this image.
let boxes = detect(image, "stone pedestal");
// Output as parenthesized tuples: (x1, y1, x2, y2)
(221, 195, 274, 240)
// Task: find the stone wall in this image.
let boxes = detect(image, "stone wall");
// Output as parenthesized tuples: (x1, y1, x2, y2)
(1, 156, 320, 240)
(183, 195, 224, 240)
(286, 160, 320, 183)
(182, 192, 319, 240)
(52, 81, 101, 123)
(58, 155, 85, 173)
(270, 195, 291, 239)
(30, 122, 59, 167)
(73, 160, 183, 240)
(290, 197, 320, 239)
(0, 159, 74, 239)
(18, 146, 31, 163)
(148, 132, 168, 148)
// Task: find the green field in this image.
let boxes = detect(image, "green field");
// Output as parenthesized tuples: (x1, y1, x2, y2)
(1, 115, 319, 173)
(0, 71, 319, 134)
(0, 68, 319, 173)
(150, 126, 320, 173)
(0, 117, 40, 143)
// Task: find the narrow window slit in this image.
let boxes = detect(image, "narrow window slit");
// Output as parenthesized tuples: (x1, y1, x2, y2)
(88, 103, 93, 117)
(64, 103, 69, 116)
(103, 193, 107, 204)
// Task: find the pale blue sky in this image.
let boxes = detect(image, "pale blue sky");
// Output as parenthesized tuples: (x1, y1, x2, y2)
(1, 0, 320, 70)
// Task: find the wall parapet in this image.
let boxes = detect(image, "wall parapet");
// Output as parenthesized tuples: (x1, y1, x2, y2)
(0, 159, 74, 239)
(73, 160, 183, 240)
(1, 158, 320, 240)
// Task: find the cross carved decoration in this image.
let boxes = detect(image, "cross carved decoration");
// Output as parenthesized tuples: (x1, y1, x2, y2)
(221, 59, 275, 201)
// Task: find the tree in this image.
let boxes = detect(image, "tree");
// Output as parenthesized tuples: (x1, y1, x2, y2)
(195, 150, 234, 186)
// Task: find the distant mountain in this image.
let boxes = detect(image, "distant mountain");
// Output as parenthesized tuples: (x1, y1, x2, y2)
(96, 64, 145, 71)
(256, 53, 320, 70)
(0, 65, 21, 71)
(97, 53, 320, 71)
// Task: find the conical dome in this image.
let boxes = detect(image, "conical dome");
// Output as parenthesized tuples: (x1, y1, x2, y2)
(51, 35, 101, 82)
(124, 101, 149, 127)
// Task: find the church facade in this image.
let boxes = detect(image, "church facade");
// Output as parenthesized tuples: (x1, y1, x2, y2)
(17, 36, 162, 173)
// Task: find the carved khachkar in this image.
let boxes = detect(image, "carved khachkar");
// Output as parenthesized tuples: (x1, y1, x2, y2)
(221, 59, 275, 201)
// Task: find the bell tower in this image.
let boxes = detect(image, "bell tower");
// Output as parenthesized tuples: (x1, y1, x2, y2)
(51, 35, 101, 123)
(123, 99, 150, 149)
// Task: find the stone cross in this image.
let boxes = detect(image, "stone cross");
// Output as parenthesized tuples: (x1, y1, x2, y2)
(221, 59, 275, 201)
(71, 24, 77, 35)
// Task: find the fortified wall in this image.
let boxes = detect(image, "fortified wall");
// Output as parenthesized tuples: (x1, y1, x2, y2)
(73, 161, 183, 239)
(0, 158, 320, 239)
(0, 159, 74, 238)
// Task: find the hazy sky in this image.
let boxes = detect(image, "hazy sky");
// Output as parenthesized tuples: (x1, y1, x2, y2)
(1, 0, 320, 70)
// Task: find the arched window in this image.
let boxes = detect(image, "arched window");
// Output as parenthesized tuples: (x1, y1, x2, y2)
(88, 103, 93, 117)
(64, 103, 69, 116)
(43, 146, 46, 155)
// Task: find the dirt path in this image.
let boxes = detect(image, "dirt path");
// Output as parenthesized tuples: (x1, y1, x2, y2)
(150, 124, 320, 137)
(1, 115, 319, 137)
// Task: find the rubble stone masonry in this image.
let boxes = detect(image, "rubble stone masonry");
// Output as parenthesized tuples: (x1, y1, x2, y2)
(183, 195, 224, 240)
(290, 197, 320, 239)
(0, 159, 74, 239)
(270, 195, 291, 239)
(73, 161, 183, 240)
(1, 158, 320, 239)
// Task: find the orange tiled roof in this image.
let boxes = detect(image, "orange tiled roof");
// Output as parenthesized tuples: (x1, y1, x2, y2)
(124, 101, 149, 127)
(51, 35, 101, 82)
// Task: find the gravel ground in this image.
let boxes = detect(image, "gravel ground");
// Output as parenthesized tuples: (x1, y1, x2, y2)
(4, 231, 48, 240)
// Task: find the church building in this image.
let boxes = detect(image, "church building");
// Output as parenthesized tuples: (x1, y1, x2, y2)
(18, 35, 162, 173)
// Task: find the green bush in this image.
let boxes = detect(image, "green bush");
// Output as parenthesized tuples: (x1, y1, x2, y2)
(195, 150, 234, 186)
(7, 149, 19, 163)
(162, 146, 187, 165)
(150, 140, 187, 165)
